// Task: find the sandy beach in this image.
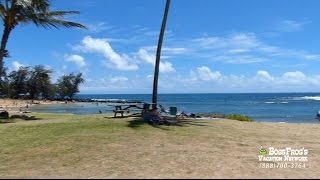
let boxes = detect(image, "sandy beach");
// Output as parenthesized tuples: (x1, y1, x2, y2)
(0, 99, 70, 114)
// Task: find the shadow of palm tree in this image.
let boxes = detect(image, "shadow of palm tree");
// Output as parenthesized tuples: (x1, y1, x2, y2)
(0, 117, 44, 124)
(10, 115, 43, 121)
(174, 119, 209, 127)
(127, 118, 209, 130)
(127, 118, 146, 128)
(105, 113, 142, 119)
(127, 118, 172, 131)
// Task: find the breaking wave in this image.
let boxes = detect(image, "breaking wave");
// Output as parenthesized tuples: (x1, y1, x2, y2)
(292, 96, 320, 101)
(264, 101, 289, 104)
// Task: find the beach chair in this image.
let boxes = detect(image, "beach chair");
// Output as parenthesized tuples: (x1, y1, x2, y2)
(169, 107, 177, 116)
(160, 106, 178, 124)
(161, 106, 177, 120)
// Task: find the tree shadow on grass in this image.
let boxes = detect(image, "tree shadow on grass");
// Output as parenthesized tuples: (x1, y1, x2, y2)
(174, 119, 209, 127)
(104, 113, 142, 119)
(0, 119, 13, 124)
(127, 118, 172, 131)
(10, 115, 43, 121)
(127, 118, 209, 131)
(127, 118, 146, 128)
(0, 117, 44, 124)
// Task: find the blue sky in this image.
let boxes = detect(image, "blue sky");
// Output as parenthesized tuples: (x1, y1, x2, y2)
(4, 0, 320, 93)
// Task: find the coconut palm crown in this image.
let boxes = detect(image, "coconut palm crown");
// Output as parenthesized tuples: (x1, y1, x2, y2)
(0, 0, 87, 78)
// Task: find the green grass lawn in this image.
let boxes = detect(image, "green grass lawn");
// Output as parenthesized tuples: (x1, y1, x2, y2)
(0, 113, 319, 178)
(0, 113, 208, 178)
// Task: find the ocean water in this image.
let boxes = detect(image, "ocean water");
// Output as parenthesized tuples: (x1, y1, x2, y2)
(29, 93, 320, 123)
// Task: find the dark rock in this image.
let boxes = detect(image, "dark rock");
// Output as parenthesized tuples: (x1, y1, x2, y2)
(0, 111, 9, 119)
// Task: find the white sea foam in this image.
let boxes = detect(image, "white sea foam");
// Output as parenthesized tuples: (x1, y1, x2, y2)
(264, 101, 289, 104)
(293, 96, 320, 101)
(265, 102, 275, 104)
(280, 102, 289, 104)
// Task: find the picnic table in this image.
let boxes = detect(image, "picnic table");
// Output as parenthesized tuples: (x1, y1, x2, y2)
(111, 104, 144, 117)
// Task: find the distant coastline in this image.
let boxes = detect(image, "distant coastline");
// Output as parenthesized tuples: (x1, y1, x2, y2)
(6, 93, 316, 124)
(2, 92, 320, 124)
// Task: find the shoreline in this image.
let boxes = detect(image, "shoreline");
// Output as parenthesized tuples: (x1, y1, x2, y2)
(0, 99, 68, 114)
(1, 98, 320, 124)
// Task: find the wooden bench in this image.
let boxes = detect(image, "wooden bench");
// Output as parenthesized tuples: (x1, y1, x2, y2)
(113, 110, 125, 117)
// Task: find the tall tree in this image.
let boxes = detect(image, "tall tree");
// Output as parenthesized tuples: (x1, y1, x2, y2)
(0, 0, 87, 79)
(56, 73, 84, 99)
(27, 65, 52, 99)
(8, 66, 30, 98)
(0, 65, 7, 95)
(152, 0, 171, 110)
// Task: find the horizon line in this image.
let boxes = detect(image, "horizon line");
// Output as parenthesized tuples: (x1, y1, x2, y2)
(77, 92, 320, 95)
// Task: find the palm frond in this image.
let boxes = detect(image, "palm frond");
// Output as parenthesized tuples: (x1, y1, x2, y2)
(15, 8, 86, 29)
(39, 10, 80, 17)
(31, 0, 50, 11)
(32, 17, 87, 29)
(0, 3, 6, 21)
(14, 0, 49, 11)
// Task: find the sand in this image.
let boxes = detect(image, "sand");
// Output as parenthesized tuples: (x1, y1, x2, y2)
(0, 99, 66, 114)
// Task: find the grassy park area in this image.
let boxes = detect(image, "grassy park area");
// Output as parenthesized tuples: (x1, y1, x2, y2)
(0, 113, 320, 178)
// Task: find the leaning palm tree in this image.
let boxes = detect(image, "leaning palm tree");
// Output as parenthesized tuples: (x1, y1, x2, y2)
(152, 0, 171, 110)
(0, 0, 87, 78)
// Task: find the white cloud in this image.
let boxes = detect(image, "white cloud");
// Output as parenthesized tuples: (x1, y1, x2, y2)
(256, 70, 274, 81)
(228, 49, 250, 53)
(74, 36, 139, 71)
(191, 66, 221, 81)
(192, 37, 222, 49)
(160, 61, 175, 73)
(282, 71, 306, 80)
(110, 76, 128, 83)
(192, 33, 260, 50)
(276, 20, 311, 32)
(212, 55, 267, 64)
(183, 69, 320, 92)
(137, 48, 175, 73)
(162, 47, 187, 54)
(64, 54, 87, 68)
(190, 32, 320, 63)
(11, 61, 26, 71)
(229, 33, 260, 49)
(141, 46, 187, 57)
(87, 22, 112, 33)
(280, 71, 307, 85)
(80, 68, 320, 93)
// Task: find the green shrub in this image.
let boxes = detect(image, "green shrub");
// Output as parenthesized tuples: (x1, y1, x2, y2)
(196, 112, 226, 118)
(226, 114, 254, 122)
(195, 112, 254, 122)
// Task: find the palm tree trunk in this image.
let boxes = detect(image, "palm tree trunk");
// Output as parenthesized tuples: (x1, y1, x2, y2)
(152, 0, 171, 110)
(0, 25, 12, 79)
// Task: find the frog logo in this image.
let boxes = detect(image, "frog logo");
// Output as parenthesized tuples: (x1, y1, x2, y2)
(259, 146, 268, 155)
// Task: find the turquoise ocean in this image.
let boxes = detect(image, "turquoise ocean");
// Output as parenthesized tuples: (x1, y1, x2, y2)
(29, 93, 320, 123)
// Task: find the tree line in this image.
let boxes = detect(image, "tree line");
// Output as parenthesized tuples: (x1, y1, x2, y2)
(0, 65, 84, 100)
(0, 0, 87, 100)
(0, 0, 171, 110)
